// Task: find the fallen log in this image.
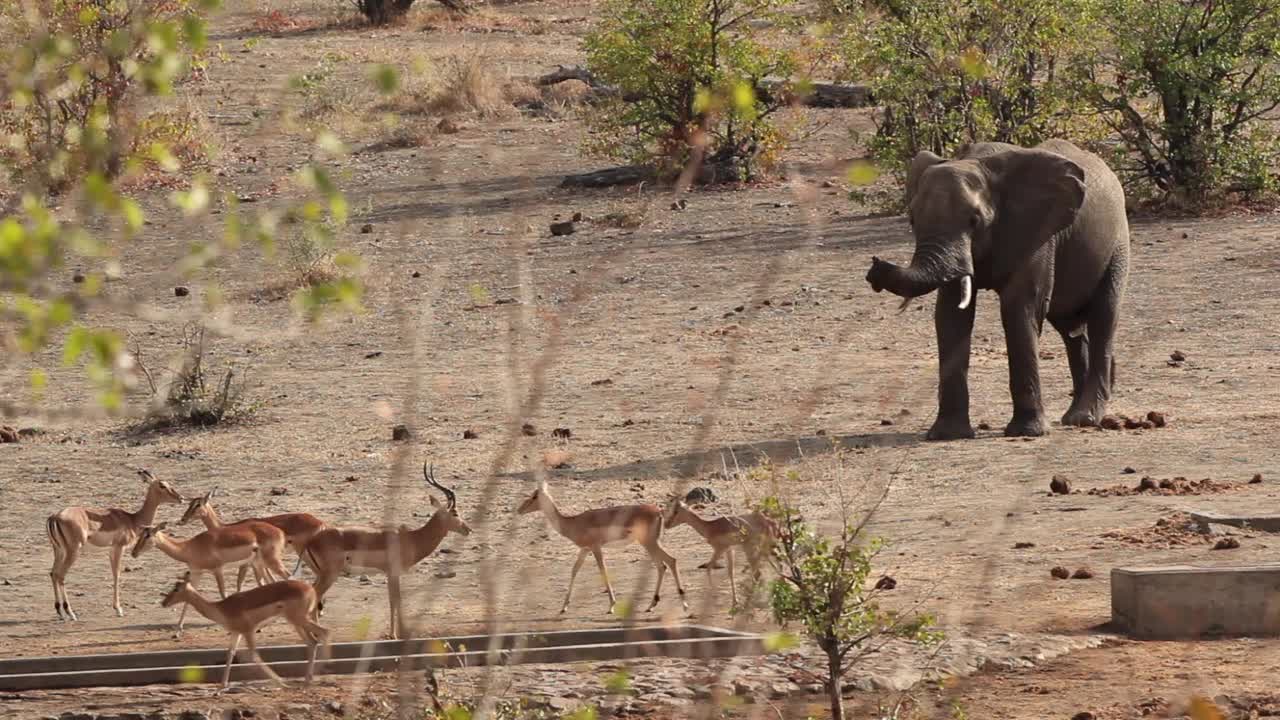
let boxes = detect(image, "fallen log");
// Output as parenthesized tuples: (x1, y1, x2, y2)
(559, 165, 656, 189)
(536, 67, 874, 109)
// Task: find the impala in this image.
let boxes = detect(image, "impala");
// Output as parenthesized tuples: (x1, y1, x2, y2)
(133, 520, 290, 634)
(46, 469, 185, 620)
(517, 481, 687, 615)
(179, 488, 328, 588)
(160, 576, 331, 688)
(663, 498, 778, 607)
(302, 463, 471, 639)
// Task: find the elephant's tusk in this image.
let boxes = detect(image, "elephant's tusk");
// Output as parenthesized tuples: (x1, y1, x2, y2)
(958, 275, 973, 310)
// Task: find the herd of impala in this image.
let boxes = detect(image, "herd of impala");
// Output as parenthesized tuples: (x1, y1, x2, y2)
(44, 464, 779, 687)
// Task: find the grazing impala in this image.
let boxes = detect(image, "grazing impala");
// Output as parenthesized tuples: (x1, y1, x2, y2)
(179, 488, 328, 588)
(663, 498, 778, 607)
(160, 576, 331, 688)
(517, 481, 687, 615)
(47, 469, 185, 620)
(133, 520, 290, 634)
(302, 463, 471, 639)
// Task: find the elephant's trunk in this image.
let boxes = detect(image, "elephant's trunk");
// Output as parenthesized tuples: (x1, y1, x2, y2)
(866, 239, 974, 309)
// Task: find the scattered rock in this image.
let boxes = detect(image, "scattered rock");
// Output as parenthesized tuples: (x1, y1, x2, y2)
(436, 117, 459, 134)
(324, 700, 343, 715)
(1214, 537, 1241, 550)
(411, 270, 421, 278)
(462, 429, 479, 440)
(360, 223, 373, 234)
(1123, 416, 1143, 430)
(1250, 473, 1263, 484)
(521, 423, 537, 437)
(72, 271, 86, 284)
(1123, 467, 1136, 474)
(590, 378, 613, 386)
(620, 419, 634, 427)
(1071, 567, 1094, 580)
(874, 575, 897, 590)
(1138, 476, 1159, 491)
(1146, 411, 1167, 427)
(1050, 566, 1071, 580)
(434, 570, 456, 579)
(978, 422, 992, 430)
(1014, 542, 1035, 549)
(1071, 713, 1096, 720)
(1049, 475, 1072, 495)
(0, 426, 18, 444)
(1158, 477, 1177, 490)
(1170, 350, 1187, 362)
(572, 212, 583, 222)
(880, 418, 894, 426)
(552, 427, 572, 439)
(344, 475, 358, 482)
(550, 221, 576, 236)
(364, 351, 383, 359)
(174, 286, 190, 297)
(269, 487, 288, 496)
(1099, 415, 1123, 430)
(392, 424, 412, 441)
(684, 487, 717, 504)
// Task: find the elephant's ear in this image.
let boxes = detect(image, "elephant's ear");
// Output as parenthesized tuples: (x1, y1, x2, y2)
(980, 149, 1086, 253)
(904, 150, 945, 206)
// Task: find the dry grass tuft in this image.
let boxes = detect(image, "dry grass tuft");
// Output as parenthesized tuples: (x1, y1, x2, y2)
(419, 8, 547, 35)
(428, 52, 518, 118)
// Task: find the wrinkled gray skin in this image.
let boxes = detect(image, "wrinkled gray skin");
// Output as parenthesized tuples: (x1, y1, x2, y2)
(866, 139, 1130, 440)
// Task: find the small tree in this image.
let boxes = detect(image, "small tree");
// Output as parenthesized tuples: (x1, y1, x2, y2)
(839, 0, 1101, 192)
(1076, 0, 1280, 204)
(582, 0, 798, 182)
(759, 494, 940, 720)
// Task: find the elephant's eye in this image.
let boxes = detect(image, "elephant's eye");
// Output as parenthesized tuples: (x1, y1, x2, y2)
(970, 212, 982, 229)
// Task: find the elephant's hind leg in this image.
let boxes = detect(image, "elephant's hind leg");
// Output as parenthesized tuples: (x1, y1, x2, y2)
(1062, 255, 1126, 427)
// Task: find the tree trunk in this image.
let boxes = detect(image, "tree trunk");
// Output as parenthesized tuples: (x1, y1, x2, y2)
(826, 646, 844, 720)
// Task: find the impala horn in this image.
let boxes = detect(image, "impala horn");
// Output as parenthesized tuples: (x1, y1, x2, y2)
(423, 462, 457, 510)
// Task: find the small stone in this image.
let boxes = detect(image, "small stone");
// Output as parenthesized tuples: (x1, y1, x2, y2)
(1014, 542, 1035, 549)
(360, 223, 374, 234)
(1049, 475, 1072, 495)
(874, 575, 897, 590)
(0, 426, 18, 443)
(1170, 350, 1186, 362)
(572, 211, 583, 222)
(590, 378, 613, 386)
(1050, 566, 1070, 580)
(1071, 567, 1094, 579)
(1214, 537, 1241, 550)
(880, 418, 894, 426)
(1123, 416, 1143, 430)
(620, 419, 634, 427)
(392, 424, 412, 441)
(462, 429, 479, 440)
(551, 427, 572, 439)
(436, 117, 459, 134)
(434, 570, 456, 579)
(269, 487, 288, 496)
(1250, 473, 1263, 484)
(1138, 476, 1159, 491)
(1122, 467, 1136, 474)
(684, 487, 717, 504)
(733, 305, 745, 313)
(1139, 420, 1155, 429)
(1158, 477, 1177, 489)
(550, 221, 576, 236)
(1071, 713, 1096, 720)
(1146, 411, 1167, 427)
(412, 270, 422, 278)
(174, 286, 190, 297)
(72, 272, 86, 283)
(325, 701, 343, 715)
(1099, 415, 1123, 430)
(521, 423, 537, 436)
(978, 422, 992, 430)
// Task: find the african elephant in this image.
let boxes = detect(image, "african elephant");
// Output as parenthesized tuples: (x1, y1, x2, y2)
(865, 139, 1130, 440)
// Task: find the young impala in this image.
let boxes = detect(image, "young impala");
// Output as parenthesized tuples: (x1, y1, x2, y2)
(663, 498, 778, 607)
(179, 488, 328, 588)
(133, 520, 290, 634)
(47, 469, 185, 620)
(516, 481, 687, 615)
(302, 463, 471, 639)
(160, 576, 331, 688)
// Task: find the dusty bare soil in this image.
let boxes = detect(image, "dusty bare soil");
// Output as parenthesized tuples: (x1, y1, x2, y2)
(3, 0, 1280, 718)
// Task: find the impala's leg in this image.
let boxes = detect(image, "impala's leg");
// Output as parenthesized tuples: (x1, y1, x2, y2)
(49, 536, 72, 620)
(727, 548, 738, 607)
(177, 570, 202, 634)
(108, 544, 126, 617)
(213, 567, 228, 599)
(56, 538, 83, 621)
(590, 547, 617, 609)
(386, 573, 402, 640)
(561, 548, 590, 614)
(291, 622, 319, 683)
(646, 544, 686, 612)
(264, 552, 289, 585)
(223, 633, 241, 688)
(312, 569, 337, 619)
(236, 562, 253, 593)
(245, 629, 287, 687)
(702, 549, 723, 586)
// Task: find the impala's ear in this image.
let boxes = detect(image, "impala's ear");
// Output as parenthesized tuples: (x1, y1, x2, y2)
(428, 495, 441, 507)
(208, 488, 217, 500)
(154, 521, 169, 532)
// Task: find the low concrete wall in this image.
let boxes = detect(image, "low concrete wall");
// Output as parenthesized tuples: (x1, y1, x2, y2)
(1111, 564, 1280, 639)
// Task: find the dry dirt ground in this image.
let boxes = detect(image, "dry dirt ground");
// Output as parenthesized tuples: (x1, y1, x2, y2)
(3, 0, 1280, 718)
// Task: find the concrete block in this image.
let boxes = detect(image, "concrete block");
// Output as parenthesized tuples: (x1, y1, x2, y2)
(1190, 511, 1280, 533)
(1111, 564, 1280, 639)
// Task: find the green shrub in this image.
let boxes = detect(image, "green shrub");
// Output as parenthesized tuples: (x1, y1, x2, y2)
(839, 0, 1101, 193)
(582, 0, 799, 182)
(1076, 0, 1280, 204)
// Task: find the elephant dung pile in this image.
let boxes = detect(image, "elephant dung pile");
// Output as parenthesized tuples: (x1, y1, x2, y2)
(1087, 476, 1240, 497)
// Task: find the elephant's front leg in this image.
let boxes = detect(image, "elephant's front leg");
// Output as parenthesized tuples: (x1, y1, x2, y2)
(928, 282, 978, 441)
(999, 291, 1049, 437)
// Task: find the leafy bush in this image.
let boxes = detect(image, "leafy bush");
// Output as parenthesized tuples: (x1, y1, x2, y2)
(1076, 0, 1280, 204)
(755, 487, 940, 720)
(582, 0, 799, 182)
(0, 0, 202, 193)
(840, 0, 1101, 191)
